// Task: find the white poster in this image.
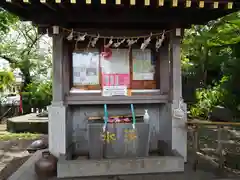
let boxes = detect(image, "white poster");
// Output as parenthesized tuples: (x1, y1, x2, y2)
(101, 49, 129, 74)
(72, 50, 99, 85)
(102, 86, 127, 96)
(132, 49, 154, 80)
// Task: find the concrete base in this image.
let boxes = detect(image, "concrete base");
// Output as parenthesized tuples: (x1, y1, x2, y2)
(49, 104, 68, 157)
(7, 113, 48, 133)
(171, 100, 187, 162)
(7, 150, 240, 180)
(57, 156, 184, 178)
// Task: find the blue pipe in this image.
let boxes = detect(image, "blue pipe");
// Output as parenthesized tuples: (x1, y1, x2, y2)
(130, 104, 136, 129)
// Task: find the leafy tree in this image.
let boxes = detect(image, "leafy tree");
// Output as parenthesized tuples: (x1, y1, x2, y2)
(0, 71, 15, 92)
(183, 12, 240, 87)
(0, 21, 52, 91)
(182, 12, 240, 117)
(0, 11, 52, 112)
(0, 9, 17, 34)
(22, 80, 52, 113)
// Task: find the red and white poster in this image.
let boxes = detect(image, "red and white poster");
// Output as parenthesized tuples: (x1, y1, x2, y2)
(102, 73, 129, 86)
(101, 49, 130, 96)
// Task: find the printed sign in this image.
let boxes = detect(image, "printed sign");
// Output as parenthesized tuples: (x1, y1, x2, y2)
(101, 49, 129, 74)
(101, 49, 130, 96)
(72, 51, 99, 85)
(102, 86, 127, 96)
(132, 49, 155, 80)
(102, 73, 130, 87)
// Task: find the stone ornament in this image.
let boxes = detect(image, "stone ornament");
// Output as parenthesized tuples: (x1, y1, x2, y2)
(173, 98, 185, 119)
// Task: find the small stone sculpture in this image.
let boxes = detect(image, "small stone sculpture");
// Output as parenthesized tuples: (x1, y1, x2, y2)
(27, 139, 48, 153)
(173, 98, 185, 119)
(36, 110, 49, 117)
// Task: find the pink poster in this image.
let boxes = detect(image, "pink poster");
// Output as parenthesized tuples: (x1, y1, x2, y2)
(102, 73, 130, 87)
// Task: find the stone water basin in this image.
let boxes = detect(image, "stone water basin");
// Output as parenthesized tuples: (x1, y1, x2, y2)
(88, 122, 150, 159)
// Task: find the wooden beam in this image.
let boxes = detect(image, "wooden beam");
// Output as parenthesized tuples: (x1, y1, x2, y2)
(3, 0, 238, 9)
(158, 0, 164, 6)
(88, 114, 144, 121)
(39, 0, 57, 11)
(227, 2, 233, 9)
(144, 0, 150, 6)
(187, 120, 240, 127)
(86, 0, 91, 4)
(1, 1, 30, 19)
(199, 1, 204, 8)
(213, 1, 219, 9)
(130, 0, 135, 5)
(101, 0, 106, 4)
(115, 0, 121, 5)
(5, 0, 25, 9)
(172, 0, 178, 7)
(186, 0, 191, 8)
(29, 6, 231, 25)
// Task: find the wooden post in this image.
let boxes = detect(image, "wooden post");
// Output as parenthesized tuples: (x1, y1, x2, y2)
(169, 29, 187, 162)
(193, 125, 199, 171)
(159, 41, 170, 95)
(217, 125, 225, 169)
(52, 33, 64, 103)
(169, 29, 182, 101)
(49, 32, 69, 157)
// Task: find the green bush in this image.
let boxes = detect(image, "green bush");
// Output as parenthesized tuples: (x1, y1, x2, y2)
(22, 80, 52, 113)
(189, 84, 226, 119)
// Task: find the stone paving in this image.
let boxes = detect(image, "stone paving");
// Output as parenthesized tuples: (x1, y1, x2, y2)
(0, 139, 31, 180)
(7, 150, 240, 180)
(0, 127, 47, 180)
(0, 122, 239, 180)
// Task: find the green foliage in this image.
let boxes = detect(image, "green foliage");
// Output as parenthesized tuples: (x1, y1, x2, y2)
(0, 71, 15, 92)
(0, 11, 52, 111)
(0, 10, 18, 34)
(22, 80, 52, 113)
(183, 12, 240, 119)
(0, 20, 52, 91)
(189, 83, 226, 118)
(0, 132, 40, 140)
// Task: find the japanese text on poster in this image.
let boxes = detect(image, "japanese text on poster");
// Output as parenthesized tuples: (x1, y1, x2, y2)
(101, 49, 130, 96)
(72, 50, 99, 85)
(132, 49, 154, 80)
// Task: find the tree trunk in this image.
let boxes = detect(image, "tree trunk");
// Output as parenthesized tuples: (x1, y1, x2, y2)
(21, 69, 32, 91)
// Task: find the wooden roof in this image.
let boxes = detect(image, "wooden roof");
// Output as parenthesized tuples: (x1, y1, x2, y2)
(3, 0, 236, 8)
(1, 0, 239, 30)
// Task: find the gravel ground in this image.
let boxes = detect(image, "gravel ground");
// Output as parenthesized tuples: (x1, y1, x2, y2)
(0, 123, 239, 180)
(0, 129, 47, 180)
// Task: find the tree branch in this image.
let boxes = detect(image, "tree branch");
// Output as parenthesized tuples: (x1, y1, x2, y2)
(0, 55, 16, 64)
(21, 34, 43, 56)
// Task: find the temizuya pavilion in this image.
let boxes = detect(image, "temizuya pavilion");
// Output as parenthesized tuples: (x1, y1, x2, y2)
(1, 0, 239, 178)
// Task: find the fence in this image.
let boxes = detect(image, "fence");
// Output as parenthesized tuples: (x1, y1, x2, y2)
(0, 105, 20, 122)
(187, 120, 240, 173)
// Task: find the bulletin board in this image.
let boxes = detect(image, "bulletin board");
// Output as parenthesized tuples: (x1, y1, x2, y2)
(101, 49, 130, 96)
